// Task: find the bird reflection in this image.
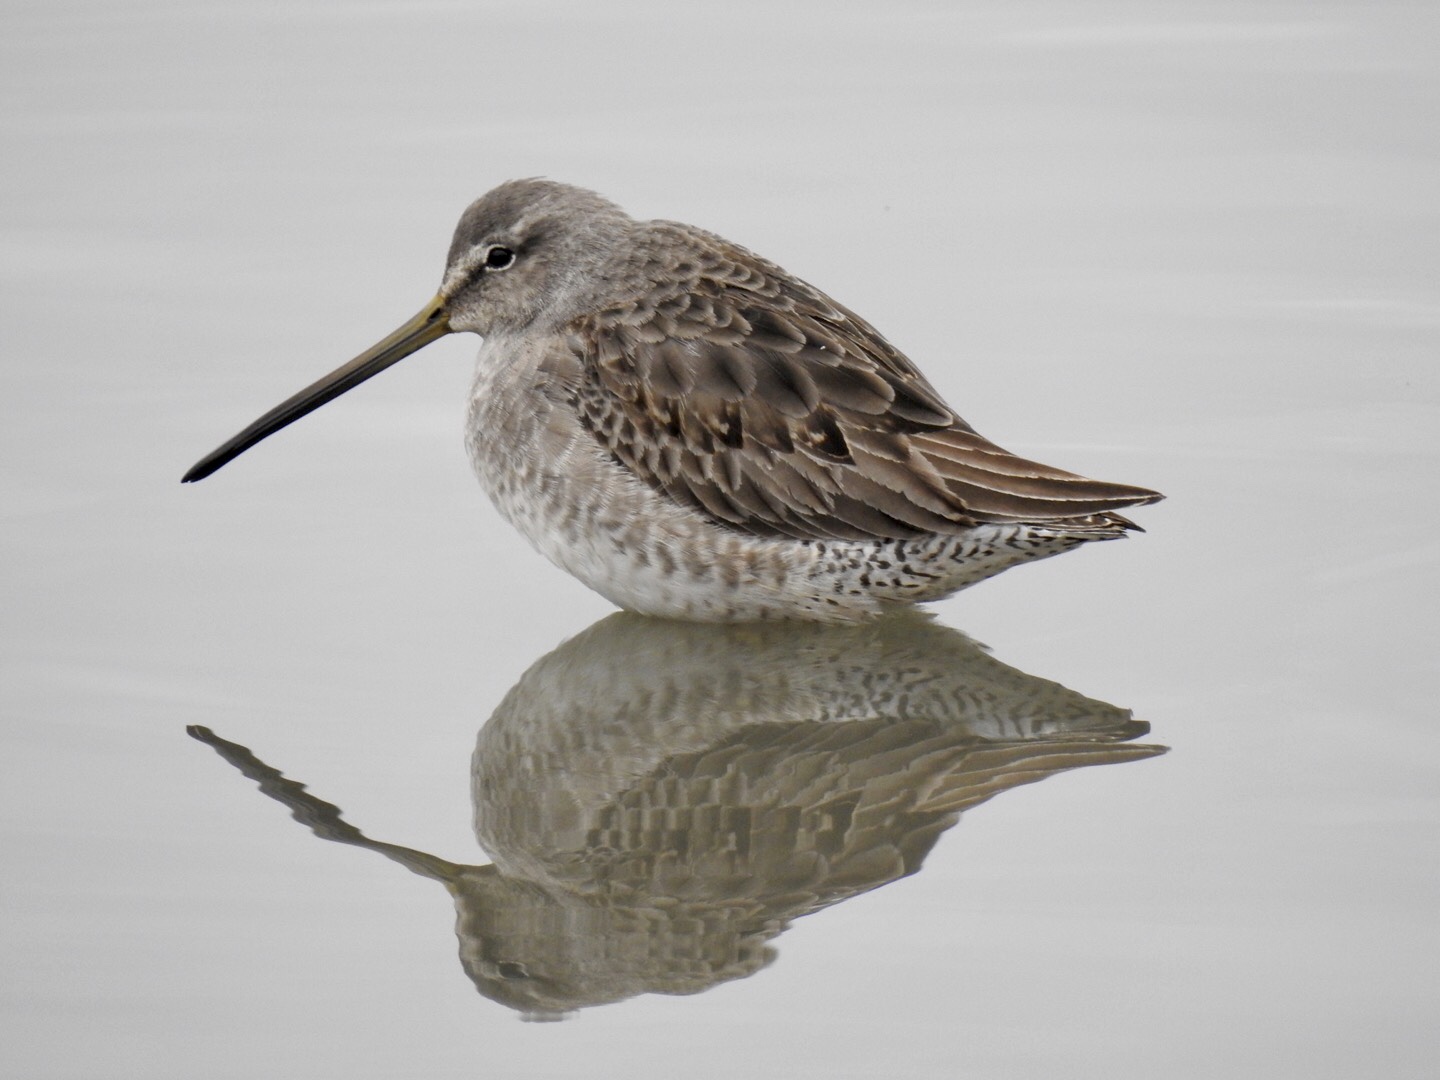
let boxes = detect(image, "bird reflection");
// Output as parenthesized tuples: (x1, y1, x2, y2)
(189, 610, 1164, 1020)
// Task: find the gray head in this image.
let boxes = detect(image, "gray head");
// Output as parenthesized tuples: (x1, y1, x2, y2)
(441, 179, 633, 336)
(181, 179, 633, 482)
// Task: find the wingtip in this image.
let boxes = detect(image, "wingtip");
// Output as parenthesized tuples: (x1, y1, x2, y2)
(1119, 487, 1165, 531)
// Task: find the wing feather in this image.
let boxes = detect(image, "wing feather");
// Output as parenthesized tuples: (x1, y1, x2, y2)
(571, 224, 1162, 541)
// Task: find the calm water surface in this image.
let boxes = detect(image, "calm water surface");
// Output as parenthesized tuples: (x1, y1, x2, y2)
(3, 3, 1437, 1078)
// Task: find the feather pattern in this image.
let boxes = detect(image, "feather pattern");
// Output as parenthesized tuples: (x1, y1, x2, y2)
(571, 222, 1161, 542)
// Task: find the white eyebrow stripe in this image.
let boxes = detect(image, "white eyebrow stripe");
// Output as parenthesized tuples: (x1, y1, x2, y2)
(441, 247, 489, 297)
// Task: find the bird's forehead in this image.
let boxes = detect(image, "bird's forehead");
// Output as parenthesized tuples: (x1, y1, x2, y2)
(446, 180, 623, 265)
(447, 189, 537, 265)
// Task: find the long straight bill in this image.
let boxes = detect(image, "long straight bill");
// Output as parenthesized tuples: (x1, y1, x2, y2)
(182, 295, 451, 483)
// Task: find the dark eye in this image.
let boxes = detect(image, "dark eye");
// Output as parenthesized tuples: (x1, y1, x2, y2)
(485, 246, 515, 271)
(496, 961, 530, 980)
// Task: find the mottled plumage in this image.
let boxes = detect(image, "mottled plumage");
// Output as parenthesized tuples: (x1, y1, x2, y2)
(184, 179, 1162, 620)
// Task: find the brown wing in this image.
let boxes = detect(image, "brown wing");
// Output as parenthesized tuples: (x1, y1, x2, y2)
(572, 225, 1162, 541)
